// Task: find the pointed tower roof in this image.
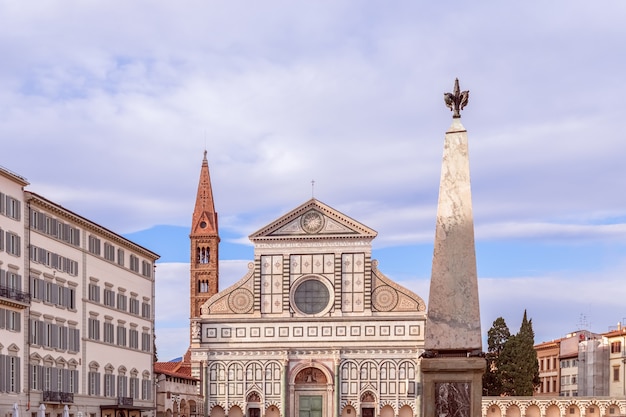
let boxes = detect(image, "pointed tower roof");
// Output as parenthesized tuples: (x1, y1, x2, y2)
(191, 150, 218, 236)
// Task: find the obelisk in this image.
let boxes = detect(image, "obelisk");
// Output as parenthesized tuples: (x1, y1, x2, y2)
(421, 78, 485, 417)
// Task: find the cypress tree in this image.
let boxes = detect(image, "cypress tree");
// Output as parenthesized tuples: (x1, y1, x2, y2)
(515, 310, 540, 395)
(498, 310, 540, 396)
(483, 317, 510, 395)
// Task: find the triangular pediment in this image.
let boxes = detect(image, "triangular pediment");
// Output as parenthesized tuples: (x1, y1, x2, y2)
(249, 199, 377, 241)
(191, 211, 217, 235)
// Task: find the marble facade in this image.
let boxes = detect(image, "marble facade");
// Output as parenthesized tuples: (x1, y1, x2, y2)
(188, 197, 427, 417)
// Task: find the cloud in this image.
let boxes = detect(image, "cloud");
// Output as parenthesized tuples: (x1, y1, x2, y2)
(2, 1, 626, 360)
(477, 222, 626, 242)
(155, 260, 250, 360)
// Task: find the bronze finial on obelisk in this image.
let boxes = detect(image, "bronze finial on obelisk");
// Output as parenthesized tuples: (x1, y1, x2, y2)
(421, 79, 484, 417)
(444, 78, 469, 118)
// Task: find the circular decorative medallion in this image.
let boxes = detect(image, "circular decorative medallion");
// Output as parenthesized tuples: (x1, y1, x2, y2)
(301, 210, 324, 234)
(228, 288, 254, 314)
(372, 285, 398, 312)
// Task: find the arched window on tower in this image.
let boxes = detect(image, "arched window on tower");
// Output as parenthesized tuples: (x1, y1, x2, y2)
(197, 246, 210, 264)
(198, 280, 209, 293)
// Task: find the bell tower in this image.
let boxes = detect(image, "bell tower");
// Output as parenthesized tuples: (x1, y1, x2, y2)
(190, 150, 220, 319)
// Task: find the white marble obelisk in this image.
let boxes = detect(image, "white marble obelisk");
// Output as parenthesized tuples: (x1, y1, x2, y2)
(424, 112, 482, 352)
(421, 79, 484, 417)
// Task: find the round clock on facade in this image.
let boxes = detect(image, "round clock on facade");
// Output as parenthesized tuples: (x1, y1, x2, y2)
(200, 221, 207, 228)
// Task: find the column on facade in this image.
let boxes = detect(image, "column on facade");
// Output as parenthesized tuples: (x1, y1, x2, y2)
(282, 359, 288, 417)
(204, 362, 209, 417)
(335, 358, 340, 417)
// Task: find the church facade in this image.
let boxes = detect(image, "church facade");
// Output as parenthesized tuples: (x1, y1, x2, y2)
(187, 154, 427, 417)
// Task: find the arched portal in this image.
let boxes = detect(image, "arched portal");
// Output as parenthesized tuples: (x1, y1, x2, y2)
(246, 391, 261, 417)
(360, 391, 376, 417)
(291, 365, 332, 417)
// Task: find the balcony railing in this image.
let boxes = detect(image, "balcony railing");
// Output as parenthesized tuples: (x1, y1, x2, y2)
(0, 285, 31, 305)
(43, 391, 74, 403)
(117, 397, 134, 406)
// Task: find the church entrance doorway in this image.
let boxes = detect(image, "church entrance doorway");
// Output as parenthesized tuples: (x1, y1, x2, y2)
(293, 366, 330, 417)
(362, 408, 375, 417)
(298, 396, 322, 417)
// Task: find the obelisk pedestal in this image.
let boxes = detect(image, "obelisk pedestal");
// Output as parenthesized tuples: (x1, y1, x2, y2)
(421, 79, 485, 417)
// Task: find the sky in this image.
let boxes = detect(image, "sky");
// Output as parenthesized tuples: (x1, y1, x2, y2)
(2, 1, 626, 362)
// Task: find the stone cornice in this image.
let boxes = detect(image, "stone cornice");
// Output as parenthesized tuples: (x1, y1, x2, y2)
(25, 191, 159, 261)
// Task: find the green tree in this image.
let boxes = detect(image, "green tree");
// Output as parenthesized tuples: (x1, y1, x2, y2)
(488, 317, 511, 355)
(515, 310, 540, 394)
(483, 317, 510, 395)
(154, 334, 159, 363)
(498, 310, 540, 396)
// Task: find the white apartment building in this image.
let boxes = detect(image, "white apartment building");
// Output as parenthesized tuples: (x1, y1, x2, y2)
(0, 165, 159, 417)
(0, 166, 29, 399)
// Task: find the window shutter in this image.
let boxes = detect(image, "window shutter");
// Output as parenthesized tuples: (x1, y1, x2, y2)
(52, 324, 59, 348)
(74, 228, 80, 246)
(38, 321, 45, 346)
(37, 212, 45, 232)
(50, 368, 59, 391)
(14, 235, 20, 256)
(51, 283, 58, 305)
(61, 326, 68, 350)
(14, 200, 21, 221)
(73, 370, 79, 393)
(63, 369, 70, 392)
(0, 309, 5, 329)
(38, 279, 45, 300)
(15, 357, 21, 393)
(0, 355, 6, 392)
(37, 365, 43, 390)
(30, 319, 36, 344)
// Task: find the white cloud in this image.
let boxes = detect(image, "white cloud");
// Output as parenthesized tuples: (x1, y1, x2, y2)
(476, 222, 626, 242)
(155, 261, 250, 360)
(2, 0, 626, 359)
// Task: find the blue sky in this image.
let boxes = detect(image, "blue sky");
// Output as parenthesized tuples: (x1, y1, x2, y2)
(2, 1, 626, 361)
